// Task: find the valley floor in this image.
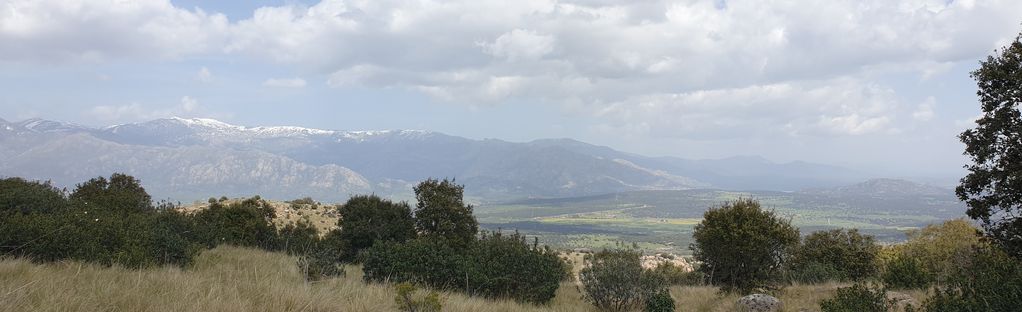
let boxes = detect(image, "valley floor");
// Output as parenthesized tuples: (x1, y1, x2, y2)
(0, 246, 926, 312)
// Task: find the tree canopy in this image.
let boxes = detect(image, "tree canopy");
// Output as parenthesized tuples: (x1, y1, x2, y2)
(691, 198, 800, 293)
(958, 31, 1022, 258)
(413, 178, 478, 245)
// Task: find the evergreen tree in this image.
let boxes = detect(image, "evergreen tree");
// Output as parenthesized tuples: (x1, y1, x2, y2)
(413, 178, 478, 245)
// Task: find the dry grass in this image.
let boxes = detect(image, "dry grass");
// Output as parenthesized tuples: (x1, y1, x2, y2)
(0, 247, 928, 312)
(0, 246, 589, 312)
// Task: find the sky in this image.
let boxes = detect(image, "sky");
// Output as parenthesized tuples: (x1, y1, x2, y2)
(2, 0, 1021, 183)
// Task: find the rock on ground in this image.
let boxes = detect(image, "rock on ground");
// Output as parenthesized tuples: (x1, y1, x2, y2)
(736, 293, 783, 312)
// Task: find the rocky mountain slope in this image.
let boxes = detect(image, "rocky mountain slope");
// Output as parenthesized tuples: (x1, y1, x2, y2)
(0, 117, 869, 202)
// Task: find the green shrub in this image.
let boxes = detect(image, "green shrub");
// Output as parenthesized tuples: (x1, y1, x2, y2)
(580, 249, 670, 312)
(888, 219, 983, 283)
(691, 198, 800, 294)
(278, 219, 321, 255)
(70, 173, 152, 214)
(0, 178, 68, 214)
(644, 292, 675, 312)
(413, 178, 478, 246)
(336, 195, 416, 262)
(819, 283, 893, 312)
(191, 197, 279, 250)
(394, 282, 443, 312)
(652, 262, 704, 286)
(362, 231, 564, 304)
(789, 229, 880, 283)
(923, 245, 1022, 311)
(362, 238, 463, 288)
(0, 175, 199, 268)
(882, 256, 933, 290)
(787, 261, 844, 284)
(463, 231, 563, 303)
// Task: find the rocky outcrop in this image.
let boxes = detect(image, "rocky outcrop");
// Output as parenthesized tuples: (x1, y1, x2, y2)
(736, 294, 782, 312)
(641, 253, 693, 271)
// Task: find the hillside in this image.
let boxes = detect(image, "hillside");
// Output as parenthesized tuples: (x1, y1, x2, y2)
(0, 117, 869, 202)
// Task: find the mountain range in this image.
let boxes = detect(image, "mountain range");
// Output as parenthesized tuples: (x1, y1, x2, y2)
(0, 116, 881, 202)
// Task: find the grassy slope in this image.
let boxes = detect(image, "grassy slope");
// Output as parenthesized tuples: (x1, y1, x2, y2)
(0, 247, 927, 312)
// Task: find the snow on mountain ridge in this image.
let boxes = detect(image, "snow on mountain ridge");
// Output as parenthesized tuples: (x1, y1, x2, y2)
(102, 117, 432, 140)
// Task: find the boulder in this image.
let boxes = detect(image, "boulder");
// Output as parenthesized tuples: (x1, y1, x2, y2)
(737, 294, 783, 312)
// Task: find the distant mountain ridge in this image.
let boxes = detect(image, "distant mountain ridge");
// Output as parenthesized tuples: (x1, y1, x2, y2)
(0, 116, 871, 202)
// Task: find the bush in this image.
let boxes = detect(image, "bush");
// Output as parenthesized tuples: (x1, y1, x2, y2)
(0, 178, 68, 214)
(464, 231, 563, 303)
(923, 245, 1022, 311)
(580, 249, 670, 312)
(644, 292, 675, 312)
(652, 262, 704, 286)
(819, 283, 893, 312)
(890, 219, 983, 283)
(413, 178, 478, 246)
(362, 231, 564, 304)
(394, 282, 443, 312)
(787, 261, 844, 285)
(0, 175, 200, 268)
(336, 195, 416, 262)
(788, 229, 880, 283)
(882, 256, 933, 290)
(191, 197, 279, 250)
(278, 219, 321, 255)
(69, 173, 152, 214)
(690, 198, 800, 293)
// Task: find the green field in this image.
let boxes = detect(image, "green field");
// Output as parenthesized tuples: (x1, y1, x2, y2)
(476, 189, 966, 254)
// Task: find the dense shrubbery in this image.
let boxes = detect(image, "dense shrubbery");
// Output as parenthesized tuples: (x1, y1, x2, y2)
(882, 255, 933, 290)
(361, 179, 563, 303)
(579, 249, 670, 312)
(885, 219, 981, 283)
(363, 230, 563, 303)
(190, 197, 280, 250)
(788, 229, 880, 283)
(0, 175, 200, 268)
(652, 262, 704, 286)
(0, 177, 67, 214)
(922, 245, 1022, 311)
(691, 198, 800, 293)
(643, 291, 675, 312)
(336, 195, 416, 262)
(818, 283, 893, 312)
(278, 219, 323, 255)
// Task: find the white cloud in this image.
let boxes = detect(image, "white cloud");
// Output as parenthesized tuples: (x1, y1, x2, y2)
(89, 103, 150, 122)
(593, 78, 902, 139)
(912, 96, 936, 121)
(0, 0, 228, 62)
(7, 0, 1022, 139)
(89, 96, 201, 122)
(195, 67, 213, 83)
(262, 77, 307, 88)
(480, 29, 556, 62)
(181, 96, 199, 112)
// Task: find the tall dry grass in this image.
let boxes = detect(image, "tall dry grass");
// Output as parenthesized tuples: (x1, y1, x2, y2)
(0, 246, 927, 312)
